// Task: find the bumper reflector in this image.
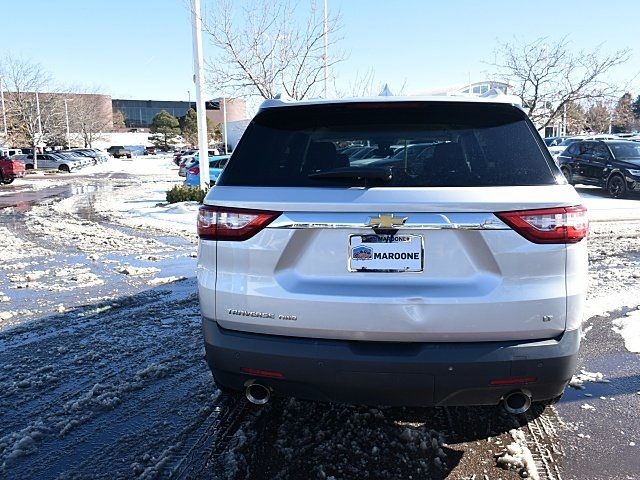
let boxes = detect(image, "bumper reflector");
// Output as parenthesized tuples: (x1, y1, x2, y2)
(240, 367, 284, 379)
(489, 376, 537, 386)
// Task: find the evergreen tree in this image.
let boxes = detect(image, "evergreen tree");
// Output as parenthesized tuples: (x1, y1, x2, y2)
(113, 110, 126, 129)
(180, 108, 198, 146)
(149, 110, 181, 150)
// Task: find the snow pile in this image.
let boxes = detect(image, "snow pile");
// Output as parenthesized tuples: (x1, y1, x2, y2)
(5, 266, 103, 292)
(147, 276, 187, 286)
(569, 370, 610, 390)
(115, 265, 161, 276)
(79, 155, 199, 238)
(612, 309, 640, 353)
(25, 204, 171, 254)
(496, 429, 539, 479)
(0, 226, 51, 259)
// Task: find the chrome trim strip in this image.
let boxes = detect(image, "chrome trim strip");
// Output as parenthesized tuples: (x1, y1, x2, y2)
(269, 213, 509, 230)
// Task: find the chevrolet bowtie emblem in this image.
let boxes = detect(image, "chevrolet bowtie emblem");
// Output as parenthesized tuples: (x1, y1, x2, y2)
(366, 214, 407, 229)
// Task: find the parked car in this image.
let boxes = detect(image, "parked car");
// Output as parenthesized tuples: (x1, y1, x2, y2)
(10, 154, 29, 164)
(179, 150, 220, 176)
(547, 136, 585, 160)
(107, 146, 132, 158)
(68, 148, 108, 164)
(144, 146, 157, 155)
(174, 149, 194, 165)
(0, 155, 26, 184)
(52, 151, 90, 168)
(543, 136, 571, 147)
(558, 139, 640, 198)
(184, 156, 230, 187)
(23, 153, 82, 172)
(0, 148, 23, 158)
(197, 95, 588, 412)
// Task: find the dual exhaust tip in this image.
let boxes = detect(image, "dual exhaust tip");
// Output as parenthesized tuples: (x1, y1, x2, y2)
(244, 382, 531, 413)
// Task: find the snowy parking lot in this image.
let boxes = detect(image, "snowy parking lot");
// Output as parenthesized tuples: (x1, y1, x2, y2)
(0, 155, 639, 479)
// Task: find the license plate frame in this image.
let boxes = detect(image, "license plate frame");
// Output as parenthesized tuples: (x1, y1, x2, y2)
(348, 233, 424, 273)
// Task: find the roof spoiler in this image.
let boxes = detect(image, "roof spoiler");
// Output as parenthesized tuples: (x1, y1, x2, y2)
(480, 88, 523, 106)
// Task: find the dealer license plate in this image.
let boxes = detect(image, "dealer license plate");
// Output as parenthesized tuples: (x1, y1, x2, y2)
(348, 234, 424, 272)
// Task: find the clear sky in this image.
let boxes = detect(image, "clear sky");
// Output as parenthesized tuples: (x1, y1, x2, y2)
(1, 0, 639, 105)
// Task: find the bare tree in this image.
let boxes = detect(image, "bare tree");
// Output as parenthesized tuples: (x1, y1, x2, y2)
(204, 0, 345, 100)
(585, 100, 612, 133)
(65, 89, 113, 147)
(562, 100, 587, 134)
(333, 68, 408, 98)
(489, 37, 630, 128)
(0, 55, 60, 167)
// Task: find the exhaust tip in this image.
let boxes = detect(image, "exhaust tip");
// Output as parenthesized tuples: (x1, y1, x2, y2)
(502, 391, 532, 414)
(245, 381, 271, 405)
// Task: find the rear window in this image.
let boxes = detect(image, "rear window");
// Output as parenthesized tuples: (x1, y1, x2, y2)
(609, 142, 640, 159)
(219, 102, 558, 187)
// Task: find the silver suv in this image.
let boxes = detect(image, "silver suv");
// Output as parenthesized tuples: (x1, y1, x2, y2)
(197, 95, 588, 413)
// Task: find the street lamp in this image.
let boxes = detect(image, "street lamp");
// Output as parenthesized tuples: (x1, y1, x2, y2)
(0, 76, 7, 137)
(64, 98, 71, 149)
(191, 0, 210, 190)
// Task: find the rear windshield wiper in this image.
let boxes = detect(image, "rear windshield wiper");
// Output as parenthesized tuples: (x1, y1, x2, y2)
(308, 166, 393, 183)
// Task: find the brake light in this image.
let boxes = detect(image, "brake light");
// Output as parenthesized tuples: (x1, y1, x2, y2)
(496, 205, 588, 244)
(197, 206, 281, 241)
(188, 166, 200, 175)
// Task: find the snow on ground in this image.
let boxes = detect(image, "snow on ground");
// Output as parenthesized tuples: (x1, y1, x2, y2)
(577, 187, 640, 222)
(583, 220, 640, 319)
(612, 308, 640, 353)
(569, 370, 610, 390)
(496, 429, 540, 479)
(76, 155, 200, 237)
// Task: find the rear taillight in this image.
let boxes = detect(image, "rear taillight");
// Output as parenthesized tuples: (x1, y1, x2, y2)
(197, 206, 281, 241)
(188, 166, 200, 175)
(496, 205, 588, 244)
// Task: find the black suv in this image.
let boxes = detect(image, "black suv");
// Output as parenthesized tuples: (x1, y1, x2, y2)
(107, 146, 132, 158)
(558, 140, 640, 198)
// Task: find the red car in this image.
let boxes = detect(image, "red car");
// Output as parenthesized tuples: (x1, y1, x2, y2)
(0, 156, 26, 184)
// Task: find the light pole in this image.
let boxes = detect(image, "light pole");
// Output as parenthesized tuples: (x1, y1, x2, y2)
(323, 0, 328, 97)
(0, 76, 7, 137)
(191, 0, 210, 190)
(64, 98, 71, 149)
(34, 91, 42, 169)
(222, 96, 228, 154)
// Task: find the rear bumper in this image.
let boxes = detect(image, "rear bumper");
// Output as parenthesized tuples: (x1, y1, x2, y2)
(203, 318, 580, 407)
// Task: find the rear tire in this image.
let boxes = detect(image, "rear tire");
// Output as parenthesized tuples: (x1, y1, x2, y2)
(560, 167, 573, 185)
(58, 164, 70, 173)
(607, 174, 627, 198)
(3, 176, 15, 184)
